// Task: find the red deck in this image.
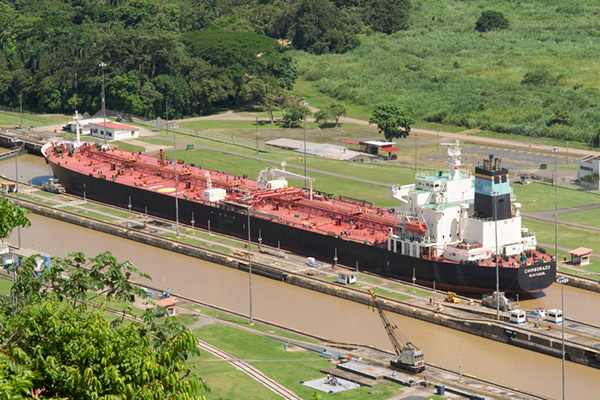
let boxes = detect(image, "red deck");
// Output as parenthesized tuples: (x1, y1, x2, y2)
(46, 143, 398, 244)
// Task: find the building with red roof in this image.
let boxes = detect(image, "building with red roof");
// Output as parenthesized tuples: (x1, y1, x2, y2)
(89, 121, 139, 141)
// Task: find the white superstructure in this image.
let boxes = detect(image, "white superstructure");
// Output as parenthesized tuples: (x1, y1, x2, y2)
(387, 141, 537, 264)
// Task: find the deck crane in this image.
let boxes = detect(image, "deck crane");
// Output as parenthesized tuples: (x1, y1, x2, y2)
(368, 289, 425, 373)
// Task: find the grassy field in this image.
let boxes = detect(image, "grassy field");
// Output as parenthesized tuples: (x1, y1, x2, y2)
(190, 321, 406, 400)
(559, 208, 600, 229)
(0, 110, 69, 127)
(511, 182, 600, 212)
(292, 0, 600, 146)
(0, 277, 12, 295)
(522, 217, 600, 274)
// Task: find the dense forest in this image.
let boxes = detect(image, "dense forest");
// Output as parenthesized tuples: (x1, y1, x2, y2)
(0, 0, 410, 119)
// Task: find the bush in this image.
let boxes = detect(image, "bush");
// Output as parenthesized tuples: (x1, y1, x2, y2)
(521, 69, 563, 87)
(547, 110, 573, 127)
(581, 173, 599, 183)
(475, 10, 509, 33)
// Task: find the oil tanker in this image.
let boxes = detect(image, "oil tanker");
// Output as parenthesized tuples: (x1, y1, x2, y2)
(41, 139, 556, 294)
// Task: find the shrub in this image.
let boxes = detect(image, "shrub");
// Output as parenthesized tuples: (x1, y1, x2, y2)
(581, 173, 599, 183)
(475, 10, 509, 33)
(521, 69, 563, 87)
(547, 110, 572, 127)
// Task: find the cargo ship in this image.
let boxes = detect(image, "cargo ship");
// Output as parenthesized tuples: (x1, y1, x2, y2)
(41, 139, 555, 294)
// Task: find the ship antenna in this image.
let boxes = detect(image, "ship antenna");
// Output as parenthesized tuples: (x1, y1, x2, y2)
(442, 139, 462, 180)
(73, 110, 82, 145)
(205, 172, 212, 189)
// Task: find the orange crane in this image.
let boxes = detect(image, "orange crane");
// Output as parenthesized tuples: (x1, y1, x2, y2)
(368, 289, 425, 373)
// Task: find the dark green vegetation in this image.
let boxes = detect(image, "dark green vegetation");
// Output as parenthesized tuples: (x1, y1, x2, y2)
(294, 0, 600, 145)
(0, 199, 207, 398)
(369, 103, 413, 140)
(0, 0, 410, 119)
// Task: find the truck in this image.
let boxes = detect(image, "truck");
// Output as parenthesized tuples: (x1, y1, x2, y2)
(368, 289, 425, 373)
(41, 178, 66, 194)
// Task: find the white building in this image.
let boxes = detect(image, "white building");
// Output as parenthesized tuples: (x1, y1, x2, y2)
(63, 118, 108, 133)
(89, 122, 139, 141)
(578, 155, 600, 180)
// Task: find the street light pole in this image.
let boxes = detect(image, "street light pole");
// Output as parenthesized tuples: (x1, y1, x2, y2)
(557, 276, 569, 400)
(167, 99, 179, 236)
(492, 190, 499, 320)
(552, 147, 560, 267)
(247, 205, 253, 325)
(300, 100, 308, 187)
(12, 139, 21, 248)
(99, 62, 107, 145)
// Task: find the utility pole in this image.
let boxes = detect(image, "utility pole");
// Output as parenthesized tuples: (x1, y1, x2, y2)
(168, 99, 179, 236)
(99, 62, 107, 144)
(300, 100, 308, 187)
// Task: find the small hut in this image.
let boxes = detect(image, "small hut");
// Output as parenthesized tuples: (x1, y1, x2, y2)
(568, 247, 592, 266)
(156, 297, 179, 317)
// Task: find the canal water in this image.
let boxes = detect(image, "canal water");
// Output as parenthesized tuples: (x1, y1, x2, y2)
(3, 153, 600, 399)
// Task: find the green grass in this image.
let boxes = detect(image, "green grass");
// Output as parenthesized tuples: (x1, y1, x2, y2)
(559, 208, 600, 229)
(523, 217, 600, 274)
(0, 277, 12, 295)
(291, 0, 600, 146)
(58, 205, 117, 222)
(192, 323, 404, 400)
(370, 287, 412, 302)
(512, 182, 600, 212)
(0, 110, 70, 127)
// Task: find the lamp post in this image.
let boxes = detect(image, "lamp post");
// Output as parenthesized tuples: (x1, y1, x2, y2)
(492, 190, 499, 320)
(552, 147, 560, 267)
(167, 99, 179, 236)
(300, 100, 308, 187)
(255, 116, 259, 155)
(247, 204, 254, 325)
(11, 139, 21, 248)
(557, 275, 569, 400)
(99, 62, 107, 144)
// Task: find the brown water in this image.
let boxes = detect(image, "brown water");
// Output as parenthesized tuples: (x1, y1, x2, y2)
(4, 154, 600, 399)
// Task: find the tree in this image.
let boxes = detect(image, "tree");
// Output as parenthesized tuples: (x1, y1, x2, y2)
(274, 0, 360, 54)
(369, 104, 413, 140)
(283, 98, 310, 127)
(0, 197, 30, 241)
(0, 202, 207, 398)
(475, 10, 509, 33)
(314, 109, 331, 126)
(1, 299, 207, 399)
(365, 0, 411, 34)
(328, 102, 347, 127)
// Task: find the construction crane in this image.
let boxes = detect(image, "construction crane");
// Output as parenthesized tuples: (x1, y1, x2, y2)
(368, 289, 425, 373)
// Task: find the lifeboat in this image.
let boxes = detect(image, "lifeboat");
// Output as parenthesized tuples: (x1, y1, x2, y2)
(405, 221, 427, 234)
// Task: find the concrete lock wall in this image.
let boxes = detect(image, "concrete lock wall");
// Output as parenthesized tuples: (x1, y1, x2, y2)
(18, 200, 600, 369)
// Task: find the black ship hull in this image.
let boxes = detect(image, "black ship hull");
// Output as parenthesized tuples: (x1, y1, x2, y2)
(47, 160, 556, 295)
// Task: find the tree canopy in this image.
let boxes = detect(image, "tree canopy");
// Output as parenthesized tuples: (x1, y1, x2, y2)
(369, 104, 413, 141)
(0, 205, 207, 398)
(475, 10, 509, 33)
(365, 0, 411, 34)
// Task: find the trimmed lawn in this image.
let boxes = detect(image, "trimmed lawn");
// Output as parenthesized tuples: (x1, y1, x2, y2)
(523, 218, 600, 274)
(0, 277, 12, 295)
(512, 182, 600, 212)
(559, 208, 600, 229)
(192, 323, 405, 400)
